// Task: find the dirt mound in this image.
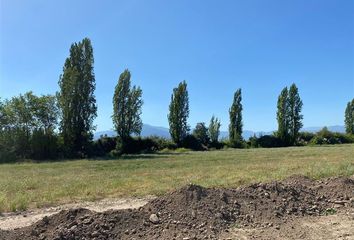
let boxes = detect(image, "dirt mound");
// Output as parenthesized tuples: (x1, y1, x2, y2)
(1, 175, 353, 240)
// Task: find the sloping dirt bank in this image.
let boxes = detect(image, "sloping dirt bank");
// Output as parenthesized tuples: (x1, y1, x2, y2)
(1, 175, 353, 240)
(0, 197, 154, 231)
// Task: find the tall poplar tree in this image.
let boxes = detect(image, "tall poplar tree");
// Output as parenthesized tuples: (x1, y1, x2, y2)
(112, 69, 143, 141)
(344, 99, 354, 134)
(168, 81, 189, 146)
(208, 115, 221, 143)
(229, 88, 243, 146)
(276, 87, 290, 145)
(58, 38, 97, 157)
(288, 83, 303, 144)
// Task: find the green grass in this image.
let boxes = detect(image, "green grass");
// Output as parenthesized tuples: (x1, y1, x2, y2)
(0, 144, 353, 212)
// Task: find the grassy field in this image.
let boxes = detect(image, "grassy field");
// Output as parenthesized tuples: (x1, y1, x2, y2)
(0, 144, 353, 212)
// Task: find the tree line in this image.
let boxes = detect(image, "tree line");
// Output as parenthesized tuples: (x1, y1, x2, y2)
(1, 38, 353, 162)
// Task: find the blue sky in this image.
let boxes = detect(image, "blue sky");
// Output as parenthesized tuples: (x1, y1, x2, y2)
(1, 0, 353, 132)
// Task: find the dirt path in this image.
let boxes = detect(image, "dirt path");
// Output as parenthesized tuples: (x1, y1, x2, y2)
(0, 196, 154, 230)
(220, 209, 354, 240)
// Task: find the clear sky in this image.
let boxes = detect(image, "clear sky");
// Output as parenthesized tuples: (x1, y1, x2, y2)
(1, 0, 353, 132)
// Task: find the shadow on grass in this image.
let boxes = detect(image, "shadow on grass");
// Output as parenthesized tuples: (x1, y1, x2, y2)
(91, 151, 190, 161)
(0, 151, 192, 164)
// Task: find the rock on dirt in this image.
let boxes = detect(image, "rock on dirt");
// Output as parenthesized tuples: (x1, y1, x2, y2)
(0, 175, 353, 240)
(149, 213, 159, 224)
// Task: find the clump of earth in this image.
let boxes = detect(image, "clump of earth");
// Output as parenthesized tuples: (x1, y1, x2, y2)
(1, 175, 353, 240)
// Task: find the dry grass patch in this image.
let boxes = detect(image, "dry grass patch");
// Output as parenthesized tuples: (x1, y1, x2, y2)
(0, 144, 353, 212)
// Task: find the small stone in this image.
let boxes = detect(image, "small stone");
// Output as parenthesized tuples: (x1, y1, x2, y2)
(334, 200, 346, 205)
(69, 225, 77, 231)
(149, 214, 159, 224)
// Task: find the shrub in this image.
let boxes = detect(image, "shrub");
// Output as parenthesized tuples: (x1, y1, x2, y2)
(31, 129, 59, 160)
(192, 122, 210, 146)
(148, 136, 176, 150)
(181, 135, 205, 151)
(0, 143, 17, 163)
(298, 132, 315, 142)
(333, 132, 354, 144)
(91, 135, 117, 157)
(227, 138, 245, 148)
(247, 135, 259, 148)
(208, 141, 225, 149)
(257, 135, 283, 148)
(308, 127, 354, 145)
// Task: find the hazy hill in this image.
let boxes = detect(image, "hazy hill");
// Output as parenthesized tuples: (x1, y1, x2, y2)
(94, 124, 345, 140)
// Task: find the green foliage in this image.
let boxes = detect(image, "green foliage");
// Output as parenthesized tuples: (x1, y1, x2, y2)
(276, 84, 303, 146)
(0, 92, 59, 162)
(193, 122, 210, 146)
(298, 132, 316, 142)
(168, 81, 190, 146)
(245, 134, 283, 148)
(147, 136, 177, 150)
(344, 99, 354, 134)
(92, 135, 176, 156)
(112, 69, 143, 142)
(288, 84, 303, 144)
(256, 135, 283, 148)
(31, 129, 59, 160)
(57, 38, 97, 158)
(309, 127, 354, 145)
(297, 131, 316, 145)
(91, 135, 117, 157)
(181, 134, 204, 151)
(229, 88, 243, 147)
(248, 134, 259, 148)
(276, 87, 290, 145)
(324, 208, 337, 216)
(208, 115, 221, 144)
(115, 136, 175, 155)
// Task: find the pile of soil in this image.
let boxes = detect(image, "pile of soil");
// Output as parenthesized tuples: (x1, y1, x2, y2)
(1, 175, 353, 240)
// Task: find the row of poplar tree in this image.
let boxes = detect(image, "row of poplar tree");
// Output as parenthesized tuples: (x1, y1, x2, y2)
(1, 37, 354, 161)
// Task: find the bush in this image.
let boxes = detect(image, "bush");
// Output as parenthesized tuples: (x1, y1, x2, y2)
(0, 143, 17, 163)
(115, 136, 176, 155)
(148, 136, 177, 150)
(228, 138, 246, 148)
(181, 135, 205, 151)
(256, 135, 283, 148)
(298, 132, 315, 143)
(333, 132, 354, 144)
(91, 135, 117, 157)
(308, 127, 354, 145)
(31, 129, 59, 160)
(208, 141, 225, 149)
(309, 133, 354, 145)
(247, 135, 259, 148)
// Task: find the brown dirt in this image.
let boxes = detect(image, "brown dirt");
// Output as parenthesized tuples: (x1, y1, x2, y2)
(1, 175, 353, 240)
(0, 197, 153, 231)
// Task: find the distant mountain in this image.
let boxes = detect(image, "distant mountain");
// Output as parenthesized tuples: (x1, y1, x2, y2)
(301, 125, 345, 133)
(94, 124, 345, 140)
(94, 124, 258, 140)
(218, 130, 272, 140)
(94, 124, 170, 140)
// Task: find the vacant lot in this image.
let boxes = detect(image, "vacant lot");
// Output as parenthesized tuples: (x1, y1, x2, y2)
(0, 144, 353, 212)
